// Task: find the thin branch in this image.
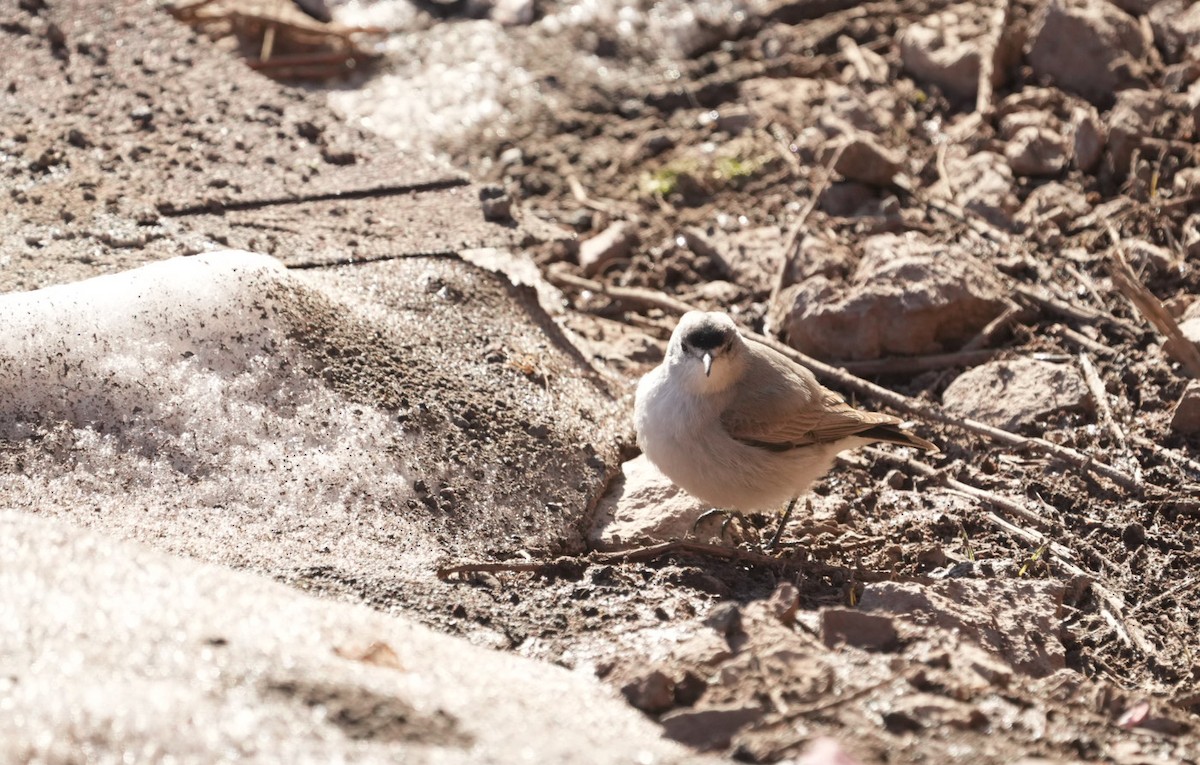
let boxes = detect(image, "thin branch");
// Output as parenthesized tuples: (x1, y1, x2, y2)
(961, 300, 1030, 351)
(545, 266, 695, 316)
(837, 349, 1001, 376)
(975, 0, 1010, 114)
(751, 331, 1145, 493)
(1078, 352, 1140, 483)
(1108, 244, 1200, 379)
(1049, 324, 1120, 358)
(767, 143, 845, 316)
(437, 540, 928, 583)
(861, 449, 1157, 657)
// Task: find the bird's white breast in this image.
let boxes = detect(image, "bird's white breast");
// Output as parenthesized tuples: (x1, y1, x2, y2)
(635, 362, 847, 512)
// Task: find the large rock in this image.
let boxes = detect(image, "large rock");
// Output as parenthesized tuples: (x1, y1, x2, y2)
(0, 512, 709, 764)
(942, 149, 1021, 226)
(1026, 0, 1150, 107)
(776, 233, 1007, 361)
(1148, 0, 1200, 64)
(899, 4, 1018, 100)
(941, 357, 1094, 431)
(858, 579, 1067, 677)
(588, 455, 709, 550)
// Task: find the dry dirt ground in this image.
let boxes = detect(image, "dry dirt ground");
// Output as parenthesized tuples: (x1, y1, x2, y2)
(305, 0, 1200, 761)
(6, 0, 1200, 761)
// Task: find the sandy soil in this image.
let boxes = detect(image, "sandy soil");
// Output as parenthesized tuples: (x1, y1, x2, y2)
(5, 0, 1200, 761)
(315, 0, 1200, 761)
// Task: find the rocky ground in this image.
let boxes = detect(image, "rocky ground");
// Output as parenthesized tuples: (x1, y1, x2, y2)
(4, 0, 1200, 762)
(318, 0, 1200, 761)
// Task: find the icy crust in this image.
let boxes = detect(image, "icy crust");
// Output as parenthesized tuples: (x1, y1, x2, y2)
(0, 512, 707, 765)
(0, 251, 413, 551)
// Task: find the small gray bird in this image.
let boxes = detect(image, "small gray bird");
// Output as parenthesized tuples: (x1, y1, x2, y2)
(634, 311, 936, 547)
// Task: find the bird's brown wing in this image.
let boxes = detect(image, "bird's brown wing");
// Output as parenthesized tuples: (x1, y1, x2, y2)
(721, 339, 936, 451)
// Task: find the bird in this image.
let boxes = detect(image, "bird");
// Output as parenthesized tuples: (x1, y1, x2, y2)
(634, 310, 937, 549)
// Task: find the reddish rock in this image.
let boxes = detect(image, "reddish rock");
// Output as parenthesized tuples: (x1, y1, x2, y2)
(659, 704, 765, 750)
(1071, 105, 1106, 172)
(621, 669, 676, 714)
(767, 582, 800, 627)
(819, 608, 900, 651)
(1027, 0, 1150, 107)
(777, 233, 1006, 361)
(587, 455, 708, 551)
(1170, 380, 1200, 434)
(899, 5, 1016, 100)
(832, 132, 904, 186)
(941, 357, 1093, 431)
(578, 221, 636, 276)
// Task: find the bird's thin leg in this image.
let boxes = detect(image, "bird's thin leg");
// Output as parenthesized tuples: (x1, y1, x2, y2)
(720, 513, 736, 539)
(763, 497, 799, 551)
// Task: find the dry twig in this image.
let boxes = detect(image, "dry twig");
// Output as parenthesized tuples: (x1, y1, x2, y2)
(837, 349, 1001, 376)
(861, 449, 1157, 657)
(962, 300, 1030, 352)
(1108, 246, 1200, 379)
(767, 143, 846, 315)
(974, 0, 1011, 114)
(545, 267, 695, 316)
(1078, 352, 1140, 483)
(437, 540, 927, 583)
(1050, 324, 1120, 358)
(752, 331, 1144, 492)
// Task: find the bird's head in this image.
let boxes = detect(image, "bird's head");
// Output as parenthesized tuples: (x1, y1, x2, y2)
(667, 311, 745, 392)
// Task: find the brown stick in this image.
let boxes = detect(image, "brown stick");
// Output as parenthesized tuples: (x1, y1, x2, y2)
(750, 331, 1144, 493)
(861, 449, 1155, 656)
(1108, 246, 1200, 379)
(974, 0, 1010, 114)
(437, 540, 923, 583)
(1050, 324, 1119, 358)
(545, 267, 696, 316)
(837, 349, 1001, 376)
(961, 300, 1030, 352)
(767, 143, 845, 315)
(1078, 352, 1139, 484)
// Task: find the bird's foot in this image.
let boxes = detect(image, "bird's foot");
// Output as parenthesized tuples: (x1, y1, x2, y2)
(691, 508, 753, 544)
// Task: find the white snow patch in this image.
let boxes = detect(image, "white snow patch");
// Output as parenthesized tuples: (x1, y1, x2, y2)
(0, 251, 411, 539)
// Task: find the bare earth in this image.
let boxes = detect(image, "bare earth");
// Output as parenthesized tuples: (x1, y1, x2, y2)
(4, 0, 1200, 763)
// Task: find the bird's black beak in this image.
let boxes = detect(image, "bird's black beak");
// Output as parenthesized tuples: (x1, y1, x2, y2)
(702, 352, 713, 377)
